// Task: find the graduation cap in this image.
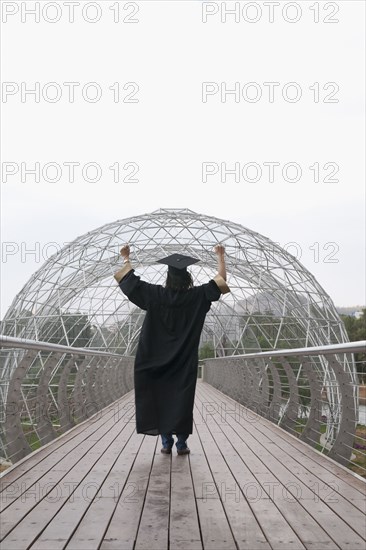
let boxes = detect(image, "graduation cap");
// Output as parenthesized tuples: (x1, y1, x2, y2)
(157, 253, 200, 275)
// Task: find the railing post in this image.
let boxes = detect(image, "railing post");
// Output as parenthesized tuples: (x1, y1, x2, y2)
(267, 359, 282, 422)
(300, 359, 323, 448)
(279, 358, 300, 434)
(73, 355, 93, 422)
(4, 350, 37, 462)
(327, 355, 358, 466)
(85, 355, 99, 413)
(35, 352, 63, 445)
(57, 354, 77, 434)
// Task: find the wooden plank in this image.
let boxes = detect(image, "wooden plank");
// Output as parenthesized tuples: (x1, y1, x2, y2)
(0, 393, 135, 510)
(1, 379, 364, 550)
(0, 391, 134, 491)
(0, 396, 134, 509)
(190, 413, 252, 550)
(189, 422, 238, 549)
(198, 382, 366, 520)
(169, 449, 202, 550)
(100, 435, 158, 550)
(188, 425, 220, 500)
(195, 395, 338, 550)
(245, 422, 366, 524)
(134, 445, 171, 550)
(194, 393, 302, 550)
(200, 381, 366, 497)
(29, 423, 142, 550)
(58, 433, 156, 550)
(0, 392, 135, 498)
(196, 499, 237, 550)
(197, 382, 366, 549)
(0, 407, 136, 544)
(249, 408, 366, 509)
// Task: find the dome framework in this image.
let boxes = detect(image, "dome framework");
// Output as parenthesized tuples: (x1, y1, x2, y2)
(0, 208, 356, 464)
(1, 208, 348, 356)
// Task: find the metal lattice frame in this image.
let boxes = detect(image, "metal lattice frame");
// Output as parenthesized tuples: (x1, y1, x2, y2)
(1, 208, 348, 350)
(0, 208, 353, 462)
(0, 337, 135, 463)
(201, 343, 361, 468)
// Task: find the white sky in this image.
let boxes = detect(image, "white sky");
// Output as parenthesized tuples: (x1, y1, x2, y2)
(1, 0, 365, 318)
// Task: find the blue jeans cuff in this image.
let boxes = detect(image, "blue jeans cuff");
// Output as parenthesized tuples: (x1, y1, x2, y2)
(161, 433, 174, 448)
(161, 432, 189, 450)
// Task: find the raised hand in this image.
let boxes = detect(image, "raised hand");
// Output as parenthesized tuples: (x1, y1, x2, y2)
(120, 244, 130, 260)
(214, 244, 225, 256)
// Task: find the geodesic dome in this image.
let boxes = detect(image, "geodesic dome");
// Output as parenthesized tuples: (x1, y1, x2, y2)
(1, 208, 349, 357)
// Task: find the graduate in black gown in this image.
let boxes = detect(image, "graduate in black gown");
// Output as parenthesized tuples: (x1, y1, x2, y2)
(114, 244, 230, 455)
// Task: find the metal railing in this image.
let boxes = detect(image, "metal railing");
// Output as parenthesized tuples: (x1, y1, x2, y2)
(202, 341, 366, 476)
(1, 336, 365, 477)
(0, 335, 134, 467)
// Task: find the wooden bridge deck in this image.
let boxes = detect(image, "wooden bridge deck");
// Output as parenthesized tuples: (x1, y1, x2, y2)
(0, 380, 365, 550)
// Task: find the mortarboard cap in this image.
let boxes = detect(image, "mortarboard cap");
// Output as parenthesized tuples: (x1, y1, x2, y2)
(157, 253, 200, 273)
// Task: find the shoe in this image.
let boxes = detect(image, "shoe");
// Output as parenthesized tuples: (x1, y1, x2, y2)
(177, 447, 190, 455)
(161, 446, 172, 454)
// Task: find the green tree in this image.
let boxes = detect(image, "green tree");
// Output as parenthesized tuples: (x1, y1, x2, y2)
(340, 309, 366, 383)
(199, 342, 215, 360)
(39, 312, 92, 347)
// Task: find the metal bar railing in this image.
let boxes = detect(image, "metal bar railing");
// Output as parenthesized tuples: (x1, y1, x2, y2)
(1, 336, 365, 477)
(0, 336, 135, 468)
(201, 341, 366, 477)
(203, 340, 366, 359)
(0, 335, 123, 357)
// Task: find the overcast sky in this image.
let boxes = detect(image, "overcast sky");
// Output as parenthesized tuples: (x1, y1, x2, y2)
(1, 0, 365, 318)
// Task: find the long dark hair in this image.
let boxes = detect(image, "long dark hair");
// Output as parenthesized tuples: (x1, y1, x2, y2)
(165, 270, 194, 291)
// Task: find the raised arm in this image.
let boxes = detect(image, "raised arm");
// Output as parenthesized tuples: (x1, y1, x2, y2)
(212, 244, 230, 294)
(214, 244, 227, 281)
(114, 244, 157, 310)
(114, 244, 133, 283)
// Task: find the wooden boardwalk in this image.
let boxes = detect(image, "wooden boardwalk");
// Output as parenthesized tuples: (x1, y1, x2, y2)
(0, 380, 365, 550)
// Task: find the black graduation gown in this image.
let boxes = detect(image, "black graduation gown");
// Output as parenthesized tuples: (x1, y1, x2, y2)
(118, 269, 223, 435)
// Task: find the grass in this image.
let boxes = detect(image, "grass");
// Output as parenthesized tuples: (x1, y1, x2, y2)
(22, 424, 42, 451)
(348, 424, 366, 478)
(294, 419, 366, 477)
